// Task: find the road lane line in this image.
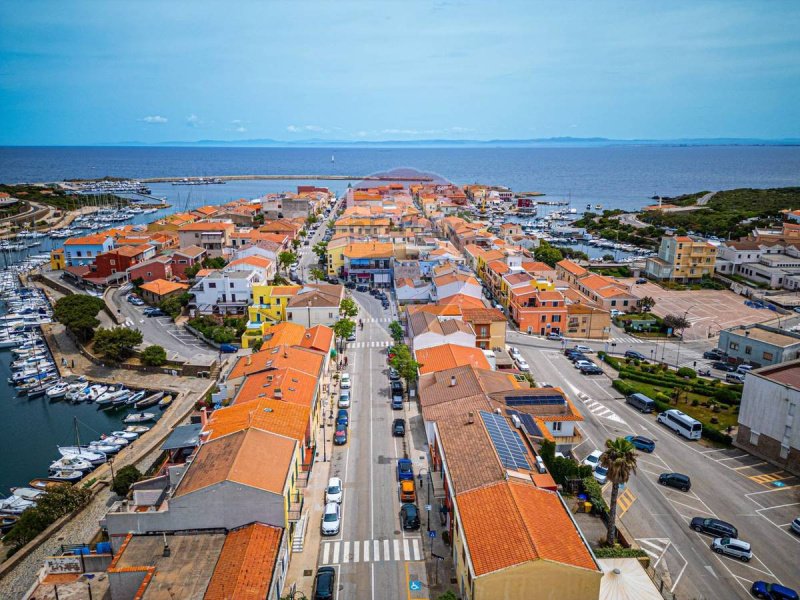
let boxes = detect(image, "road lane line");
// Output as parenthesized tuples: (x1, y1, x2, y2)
(394, 539, 400, 561)
(323, 542, 330, 564)
(733, 462, 767, 470)
(342, 541, 350, 563)
(332, 542, 340, 564)
(412, 539, 421, 561)
(403, 538, 410, 561)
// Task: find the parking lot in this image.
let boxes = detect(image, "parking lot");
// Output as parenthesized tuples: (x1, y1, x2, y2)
(623, 280, 780, 341)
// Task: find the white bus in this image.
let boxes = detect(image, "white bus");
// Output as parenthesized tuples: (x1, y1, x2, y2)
(657, 409, 702, 440)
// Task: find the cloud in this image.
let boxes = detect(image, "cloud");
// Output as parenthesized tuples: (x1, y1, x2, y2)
(140, 115, 167, 124)
(287, 124, 328, 133)
(231, 119, 247, 133)
(186, 114, 202, 128)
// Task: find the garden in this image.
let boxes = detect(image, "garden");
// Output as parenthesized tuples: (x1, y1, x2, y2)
(187, 315, 247, 344)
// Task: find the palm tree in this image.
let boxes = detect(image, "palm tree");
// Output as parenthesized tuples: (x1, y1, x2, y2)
(600, 437, 638, 546)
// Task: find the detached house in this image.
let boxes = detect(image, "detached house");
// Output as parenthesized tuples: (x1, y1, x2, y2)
(177, 222, 234, 258)
(191, 268, 266, 316)
(63, 235, 114, 267)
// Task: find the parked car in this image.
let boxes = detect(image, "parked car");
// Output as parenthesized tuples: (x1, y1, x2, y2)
(574, 344, 593, 353)
(690, 517, 738, 538)
(144, 307, 166, 317)
(333, 428, 348, 445)
(388, 367, 400, 381)
(737, 364, 753, 374)
(346, 331, 357, 342)
(369, 288, 379, 296)
(712, 361, 736, 372)
(218, 343, 237, 353)
(381, 300, 390, 309)
(593, 466, 608, 484)
(321, 502, 341, 536)
(344, 281, 356, 289)
(580, 365, 603, 375)
(726, 372, 746, 384)
(658, 472, 691, 492)
(710, 537, 751, 562)
(703, 350, 724, 360)
(624, 350, 647, 361)
(392, 418, 406, 437)
(625, 435, 656, 453)
(792, 516, 800, 535)
(338, 390, 350, 408)
(582, 450, 602, 470)
(574, 359, 596, 370)
(336, 409, 349, 428)
(751, 582, 799, 600)
(391, 380, 403, 397)
(397, 458, 414, 481)
(400, 503, 421, 530)
(568, 352, 588, 363)
(399, 480, 416, 503)
(340, 373, 351, 389)
(313, 566, 336, 600)
(514, 356, 530, 372)
(325, 477, 343, 504)
(635, 278, 647, 284)
(356, 284, 368, 292)
(546, 332, 563, 341)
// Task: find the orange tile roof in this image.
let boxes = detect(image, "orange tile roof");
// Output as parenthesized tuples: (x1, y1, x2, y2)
(537, 290, 564, 301)
(438, 294, 486, 310)
(406, 304, 464, 318)
(205, 523, 283, 600)
(674, 236, 693, 242)
(226, 256, 273, 270)
(434, 272, 480, 287)
(416, 344, 491, 375)
(64, 234, 112, 246)
(235, 367, 317, 408)
(299, 325, 334, 353)
(193, 205, 220, 216)
(343, 241, 394, 259)
(458, 480, 597, 576)
(487, 260, 510, 275)
(557, 259, 588, 277)
(261, 321, 307, 347)
(195, 268, 218, 277)
(174, 244, 206, 258)
(174, 428, 296, 497)
(178, 222, 233, 231)
(114, 244, 151, 257)
(205, 397, 310, 443)
(461, 307, 506, 323)
(228, 343, 324, 381)
(269, 286, 302, 297)
(138, 279, 188, 296)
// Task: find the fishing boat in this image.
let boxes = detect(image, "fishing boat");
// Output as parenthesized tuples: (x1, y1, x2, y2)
(9, 487, 45, 502)
(111, 430, 139, 441)
(1, 515, 18, 533)
(125, 390, 146, 406)
(111, 391, 132, 407)
(100, 435, 129, 447)
(125, 425, 150, 435)
(123, 412, 156, 424)
(87, 441, 121, 454)
(57, 447, 107, 465)
(45, 381, 70, 399)
(158, 394, 173, 409)
(135, 391, 164, 409)
(28, 478, 66, 491)
(88, 384, 108, 401)
(49, 456, 93, 473)
(0, 495, 36, 515)
(48, 469, 84, 483)
(65, 383, 90, 401)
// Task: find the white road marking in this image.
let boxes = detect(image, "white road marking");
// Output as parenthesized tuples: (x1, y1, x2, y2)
(342, 541, 350, 563)
(323, 542, 330, 564)
(393, 539, 400, 561)
(332, 541, 340, 564)
(383, 539, 390, 561)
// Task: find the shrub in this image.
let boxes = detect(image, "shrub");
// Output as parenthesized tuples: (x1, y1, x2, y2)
(582, 476, 609, 514)
(594, 546, 649, 558)
(677, 367, 696, 378)
(612, 379, 633, 395)
(702, 426, 733, 446)
(141, 345, 167, 366)
(112, 465, 143, 497)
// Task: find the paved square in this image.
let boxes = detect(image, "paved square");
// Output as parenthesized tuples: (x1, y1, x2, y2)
(623, 281, 778, 340)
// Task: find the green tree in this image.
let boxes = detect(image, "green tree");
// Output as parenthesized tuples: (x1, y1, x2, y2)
(184, 262, 202, 280)
(159, 295, 185, 318)
(141, 345, 167, 366)
(664, 314, 691, 336)
(202, 256, 227, 269)
(310, 267, 326, 283)
(313, 241, 328, 261)
(250, 338, 264, 352)
(272, 274, 290, 285)
(639, 296, 655, 312)
(389, 320, 404, 343)
(389, 343, 421, 390)
(436, 592, 458, 600)
(600, 437, 638, 546)
(292, 238, 301, 250)
(92, 326, 143, 362)
(332, 318, 356, 349)
(53, 294, 106, 341)
(306, 214, 319, 226)
(339, 297, 359, 318)
(602, 253, 615, 262)
(278, 250, 298, 274)
(112, 465, 143, 497)
(131, 276, 145, 290)
(533, 241, 564, 267)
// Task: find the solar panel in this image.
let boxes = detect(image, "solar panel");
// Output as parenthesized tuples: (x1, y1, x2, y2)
(505, 394, 566, 407)
(507, 409, 543, 437)
(480, 411, 531, 470)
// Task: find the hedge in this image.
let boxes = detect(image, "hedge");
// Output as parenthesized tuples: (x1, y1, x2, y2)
(593, 546, 649, 559)
(702, 425, 733, 446)
(582, 475, 609, 514)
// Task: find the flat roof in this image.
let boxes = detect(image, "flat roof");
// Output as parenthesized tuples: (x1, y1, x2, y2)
(729, 326, 800, 347)
(753, 359, 800, 390)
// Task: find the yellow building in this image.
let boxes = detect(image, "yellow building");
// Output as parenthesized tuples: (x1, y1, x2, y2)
(49, 248, 65, 270)
(242, 284, 301, 347)
(325, 237, 349, 277)
(645, 235, 717, 282)
(333, 216, 391, 236)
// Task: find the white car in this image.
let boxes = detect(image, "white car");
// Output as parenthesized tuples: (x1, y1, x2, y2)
(340, 373, 351, 389)
(325, 477, 343, 504)
(593, 466, 608, 484)
(574, 360, 595, 370)
(582, 450, 603, 470)
(507, 346, 521, 359)
(574, 345, 593, 353)
(321, 502, 340, 536)
(514, 357, 530, 372)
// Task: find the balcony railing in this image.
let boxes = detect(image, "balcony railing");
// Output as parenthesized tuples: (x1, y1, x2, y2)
(288, 491, 304, 522)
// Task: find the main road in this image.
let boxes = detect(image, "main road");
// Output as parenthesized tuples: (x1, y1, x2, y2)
(510, 336, 800, 600)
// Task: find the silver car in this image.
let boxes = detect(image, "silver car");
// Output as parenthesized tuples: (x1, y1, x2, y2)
(325, 477, 343, 504)
(791, 516, 800, 535)
(711, 537, 751, 562)
(321, 502, 340, 536)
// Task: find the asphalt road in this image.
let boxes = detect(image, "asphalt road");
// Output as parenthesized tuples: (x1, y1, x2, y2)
(112, 285, 217, 363)
(511, 339, 800, 600)
(315, 290, 427, 600)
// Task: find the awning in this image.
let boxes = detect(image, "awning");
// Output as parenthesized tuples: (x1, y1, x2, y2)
(160, 424, 202, 451)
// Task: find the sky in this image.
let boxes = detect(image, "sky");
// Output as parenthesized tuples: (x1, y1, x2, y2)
(1, 0, 799, 145)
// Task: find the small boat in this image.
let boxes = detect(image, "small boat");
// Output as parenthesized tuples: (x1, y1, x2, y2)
(48, 469, 84, 483)
(1, 515, 18, 533)
(88, 384, 108, 401)
(100, 435, 129, 447)
(57, 446, 106, 465)
(65, 383, 90, 401)
(111, 430, 139, 441)
(87, 441, 121, 454)
(135, 391, 164, 409)
(45, 381, 70, 399)
(0, 496, 35, 515)
(95, 386, 120, 404)
(124, 412, 155, 424)
(50, 455, 93, 473)
(158, 394, 173, 409)
(28, 478, 66, 491)
(126, 390, 146, 406)
(125, 425, 150, 435)
(9, 487, 45, 502)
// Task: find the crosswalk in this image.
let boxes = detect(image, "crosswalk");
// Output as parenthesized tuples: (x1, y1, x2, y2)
(576, 395, 626, 424)
(348, 340, 393, 349)
(636, 537, 671, 562)
(320, 538, 422, 565)
(364, 317, 394, 323)
(607, 335, 649, 345)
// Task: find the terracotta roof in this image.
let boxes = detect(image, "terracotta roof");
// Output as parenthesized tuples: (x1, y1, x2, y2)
(418, 365, 524, 409)
(557, 259, 588, 277)
(229, 342, 323, 381)
(674, 236, 693, 242)
(406, 304, 463, 318)
(487, 260, 510, 275)
(408, 311, 475, 339)
(260, 322, 307, 347)
(458, 480, 598, 576)
(437, 415, 506, 493)
(205, 397, 310, 443)
(537, 290, 564, 301)
(299, 325, 334, 353)
(522, 261, 553, 273)
(287, 284, 343, 308)
(178, 222, 233, 231)
(343, 241, 394, 259)
(438, 294, 487, 310)
(174, 245, 206, 258)
(138, 279, 188, 296)
(416, 344, 491, 375)
(64, 234, 112, 246)
(235, 367, 318, 408)
(114, 244, 151, 257)
(226, 256, 273, 270)
(174, 428, 296, 497)
(503, 272, 533, 286)
(205, 523, 282, 600)
(268, 286, 302, 297)
(461, 308, 506, 323)
(433, 273, 480, 287)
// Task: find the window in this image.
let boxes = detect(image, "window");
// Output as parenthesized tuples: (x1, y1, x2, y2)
(745, 346, 752, 355)
(552, 315, 561, 323)
(329, 312, 334, 319)
(729, 342, 739, 350)
(479, 326, 488, 336)
(276, 298, 281, 305)
(763, 351, 774, 361)
(610, 300, 616, 306)
(749, 431, 760, 446)
(230, 282, 235, 288)
(110, 259, 115, 266)
(178, 259, 187, 264)
(552, 422, 562, 432)
(623, 300, 629, 306)
(209, 282, 217, 288)
(541, 315, 546, 322)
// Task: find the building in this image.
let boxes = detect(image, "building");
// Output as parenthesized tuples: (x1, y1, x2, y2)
(408, 311, 476, 352)
(247, 284, 301, 324)
(170, 245, 206, 281)
(63, 235, 114, 267)
(49, 247, 65, 270)
(341, 242, 394, 287)
(735, 360, 800, 475)
(565, 302, 611, 339)
(433, 271, 482, 301)
(461, 307, 507, 350)
(224, 255, 276, 282)
(138, 279, 189, 305)
(509, 288, 568, 336)
(177, 222, 234, 258)
(415, 344, 492, 375)
(126, 255, 173, 284)
(645, 235, 717, 282)
(191, 269, 265, 316)
(718, 324, 800, 368)
(285, 284, 345, 328)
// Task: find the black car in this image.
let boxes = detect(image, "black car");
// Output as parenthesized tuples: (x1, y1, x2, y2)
(313, 566, 336, 600)
(381, 301, 390, 309)
(580, 365, 604, 375)
(400, 503, 421, 530)
(703, 350, 724, 360)
(327, 277, 340, 284)
(392, 418, 406, 437)
(658, 472, 691, 492)
(356, 284, 368, 292)
(344, 281, 356, 289)
(569, 353, 588, 363)
(369, 288, 379, 296)
(624, 350, 647, 361)
(712, 361, 737, 372)
(391, 381, 403, 396)
(690, 517, 738, 539)
(144, 308, 166, 317)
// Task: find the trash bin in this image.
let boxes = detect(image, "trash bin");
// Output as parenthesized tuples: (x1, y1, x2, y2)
(583, 501, 593, 513)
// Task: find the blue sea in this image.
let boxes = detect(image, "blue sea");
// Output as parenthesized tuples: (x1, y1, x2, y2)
(2, 146, 799, 212)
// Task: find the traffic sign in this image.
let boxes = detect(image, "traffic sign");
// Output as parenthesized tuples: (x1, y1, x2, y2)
(425, 504, 432, 511)
(409, 581, 422, 591)
(428, 530, 437, 538)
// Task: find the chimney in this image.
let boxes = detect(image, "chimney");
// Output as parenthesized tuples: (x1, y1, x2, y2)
(246, 355, 252, 366)
(162, 533, 170, 557)
(274, 388, 283, 399)
(450, 375, 456, 387)
(200, 407, 209, 428)
(467, 411, 474, 424)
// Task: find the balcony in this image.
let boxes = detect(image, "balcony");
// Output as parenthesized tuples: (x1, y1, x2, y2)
(552, 425, 584, 448)
(288, 490, 304, 522)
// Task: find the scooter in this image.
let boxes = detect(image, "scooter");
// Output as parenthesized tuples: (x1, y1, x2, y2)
(698, 368, 711, 377)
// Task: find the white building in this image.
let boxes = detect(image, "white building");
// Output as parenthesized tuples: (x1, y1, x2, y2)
(285, 284, 344, 328)
(433, 272, 482, 301)
(735, 360, 800, 476)
(191, 269, 265, 316)
(408, 311, 476, 352)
